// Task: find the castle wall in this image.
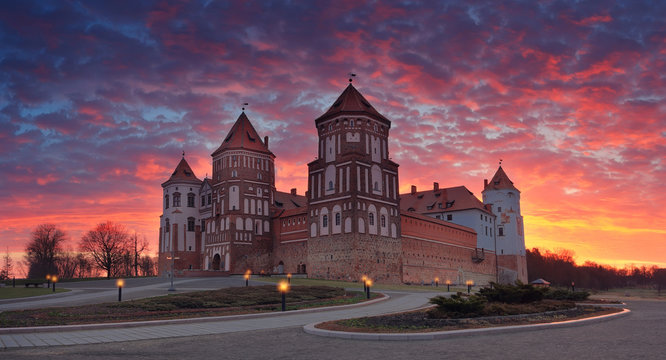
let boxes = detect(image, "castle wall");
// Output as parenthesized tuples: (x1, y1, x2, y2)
(273, 210, 309, 274)
(498, 254, 528, 284)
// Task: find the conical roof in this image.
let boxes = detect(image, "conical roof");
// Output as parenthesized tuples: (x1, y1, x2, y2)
(483, 166, 519, 192)
(162, 156, 201, 187)
(212, 112, 272, 157)
(315, 83, 389, 124)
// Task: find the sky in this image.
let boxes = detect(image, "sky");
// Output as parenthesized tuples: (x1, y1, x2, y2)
(1, 0, 665, 272)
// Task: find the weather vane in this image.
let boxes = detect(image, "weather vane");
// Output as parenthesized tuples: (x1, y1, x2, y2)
(242, 102, 249, 111)
(499, 159, 503, 166)
(182, 150, 185, 158)
(348, 73, 356, 83)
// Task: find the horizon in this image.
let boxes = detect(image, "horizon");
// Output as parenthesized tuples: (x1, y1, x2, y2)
(1, 1, 665, 273)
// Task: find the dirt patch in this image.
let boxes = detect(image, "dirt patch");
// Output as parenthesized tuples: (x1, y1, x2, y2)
(317, 306, 622, 333)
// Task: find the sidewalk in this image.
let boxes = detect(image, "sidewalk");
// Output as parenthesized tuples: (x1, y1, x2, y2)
(0, 291, 436, 349)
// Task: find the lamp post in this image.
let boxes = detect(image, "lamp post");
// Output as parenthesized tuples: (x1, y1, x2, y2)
(361, 275, 367, 293)
(46, 274, 51, 289)
(466, 280, 474, 294)
(52, 276, 58, 293)
(435, 277, 439, 288)
(287, 273, 292, 284)
(244, 270, 251, 287)
(166, 255, 179, 292)
(571, 281, 575, 292)
(278, 280, 289, 311)
(365, 279, 373, 299)
(446, 279, 451, 292)
(117, 279, 125, 302)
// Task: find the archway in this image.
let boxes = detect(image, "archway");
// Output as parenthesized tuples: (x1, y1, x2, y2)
(212, 254, 221, 270)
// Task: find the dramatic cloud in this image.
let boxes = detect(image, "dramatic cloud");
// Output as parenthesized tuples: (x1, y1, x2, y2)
(1, 0, 665, 269)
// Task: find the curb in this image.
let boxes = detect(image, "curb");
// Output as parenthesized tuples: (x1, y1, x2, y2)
(0, 293, 389, 335)
(303, 308, 631, 341)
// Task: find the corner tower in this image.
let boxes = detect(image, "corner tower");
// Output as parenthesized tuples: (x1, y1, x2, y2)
(306, 82, 401, 283)
(205, 112, 276, 273)
(158, 155, 203, 276)
(482, 166, 528, 283)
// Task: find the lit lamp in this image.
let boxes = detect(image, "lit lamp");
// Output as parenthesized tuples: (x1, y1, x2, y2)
(435, 277, 439, 288)
(287, 273, 292, 284)
(244, 270, 251, 287)
(361, 275, 368, 293)
(46, 274, 52, 289)
(52, 275, 58, 292)
(278, 280, 290, 311)
(365, 279, 373, 299)
(466, 280, 474, 294)
(446, 279, 451, 292)
(117, 279, 125, 302)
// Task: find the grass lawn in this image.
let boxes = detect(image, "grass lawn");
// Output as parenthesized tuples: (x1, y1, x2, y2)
(0, 285, 375, 328)
(592, 287, 666, 300)
(254, 276, 469, 293)
(0, 287, 70, 299)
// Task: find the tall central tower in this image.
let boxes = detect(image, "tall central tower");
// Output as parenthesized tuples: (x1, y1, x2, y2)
(306, 82, 402, 283)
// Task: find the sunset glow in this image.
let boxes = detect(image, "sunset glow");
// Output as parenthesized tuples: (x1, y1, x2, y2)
(1, 1, 665, 272)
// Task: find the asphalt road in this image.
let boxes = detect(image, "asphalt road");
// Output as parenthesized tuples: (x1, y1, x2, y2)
(2, 299, 664, 359)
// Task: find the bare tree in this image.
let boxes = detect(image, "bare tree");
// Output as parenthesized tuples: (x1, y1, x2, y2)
(56, 249, 80, 279)
(75, 253, 94, 278)
(139, 255, 157, 277)
(79, 221, 130, 278)
(25, 224, 66, 278)
(0, 247, 13, 280)
(131, 233, 149, 277)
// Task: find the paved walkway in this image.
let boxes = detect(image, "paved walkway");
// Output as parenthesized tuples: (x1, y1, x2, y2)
(0, 291, 435, 349)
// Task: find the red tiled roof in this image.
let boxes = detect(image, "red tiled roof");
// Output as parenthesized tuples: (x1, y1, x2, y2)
(483, 166, 519, 192)
(162, 157, 201, 186)
(400, 211, 476, 234)
(315, 83, 389, 124)
(272, 190, 308, 218)
(400, 185, 493, 215)
(211, 112, 273, 157)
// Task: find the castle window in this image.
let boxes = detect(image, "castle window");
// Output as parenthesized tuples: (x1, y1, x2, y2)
(187, 217, 195, 232)
(201, 195, 206, 207)
(350, 119, 354, 127)
(187, 193, 195, 207)
(322, 215, 328, 228)
(374, 182, 379, 191)
(232, 170, 237, 177)
(328, 181, 334, 191)
(258, 172, 262, 180)
(498, 227, 504, 236)
(374, 124, 378, 131)
(447, 214, 452, 221)
(480, 214, 483, 220)
(335, 213, 340, 226)
(165, 219, 170, 232)
(498, 207, 502, 212)
(485, 226, 488, 236)
(165, 195, 170, 209)
(173, 193, 181, 207)
(208, 194, 212, 205)
(369, 213, 375, 226)
(201, 219, 206, 232)
(381, 215, 386, 228)
(328, 124, 332, 131)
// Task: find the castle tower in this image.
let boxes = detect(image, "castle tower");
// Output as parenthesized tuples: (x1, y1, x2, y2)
(205, 112, 276, 273)
(158, 155, 203, 276)
(306, 82, 402, 283)
(482, 166, 528, 283)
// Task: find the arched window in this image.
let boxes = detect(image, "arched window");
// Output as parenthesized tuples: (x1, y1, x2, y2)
(257, 172, 262, 180)
(328, 181, 334, 191)
(165, 218, 170, 232)
(165, 195, 169, 209)
(173, 193, 181, 207)
(374, 182, 379, 191)
(322, 215, 328, 228)
(381, 215, 386, 228)
(335, 213, 341, 226)
(187, 193, 195, 207)
(187, 217, 195, 231)
(369, 213, 374, 226)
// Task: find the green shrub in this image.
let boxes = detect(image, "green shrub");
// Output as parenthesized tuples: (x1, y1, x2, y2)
(478, 282, 545, 304)
(429, 293, 486, 315)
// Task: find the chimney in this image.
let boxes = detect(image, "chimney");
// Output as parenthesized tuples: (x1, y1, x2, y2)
(264, 136, 269, 148)
(484, 179, 488, 187)
(290, 188, 297, 195)
(411, 185, 417, 195)
(433, 182, 439, 191)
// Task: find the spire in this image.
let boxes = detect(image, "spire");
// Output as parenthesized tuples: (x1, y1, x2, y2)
(162, 156, 201, 186)
(483, 166, 519, 192)
(315, 83, 389, 124)
(211, 112, 273, 157)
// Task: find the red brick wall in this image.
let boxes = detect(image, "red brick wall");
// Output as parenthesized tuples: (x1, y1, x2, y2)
(273, 211, 308, 274)
(498, 254, 528, 283)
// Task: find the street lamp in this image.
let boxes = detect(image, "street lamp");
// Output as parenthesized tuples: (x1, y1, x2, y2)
(166, 255, 180, 292)
(446, 279, 451, 292)
(52, 275, 58, 292)
(46, 274, 51, 289)
(435, 277, 439, 287)
(287, 273, 292, 284)
(466, 280, 474, 294)
(361, 275, 368, 293)
(278, 280, 289, 311)
(365, 279, 373, 299)
(117, 279, 125, 302)
(244, 270, 251, 287)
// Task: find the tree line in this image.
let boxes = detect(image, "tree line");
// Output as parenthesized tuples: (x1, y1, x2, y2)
(526, 248, 666, 292)
(15, 222, 157, 280)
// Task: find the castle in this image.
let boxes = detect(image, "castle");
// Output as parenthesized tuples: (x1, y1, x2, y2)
(158, 82, 527, 284)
